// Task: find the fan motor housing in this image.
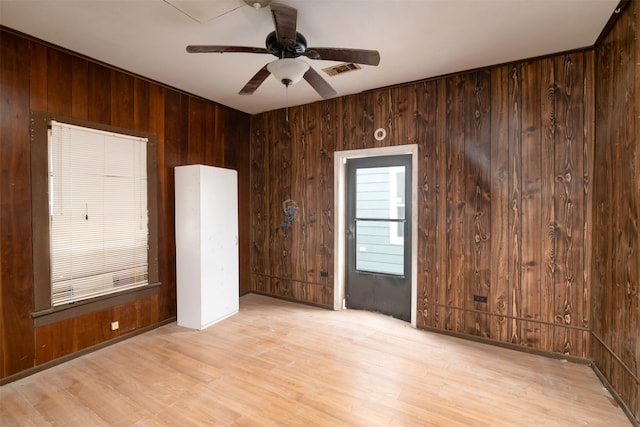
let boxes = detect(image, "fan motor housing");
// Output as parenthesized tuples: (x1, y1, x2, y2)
(265, 31, 307, 58)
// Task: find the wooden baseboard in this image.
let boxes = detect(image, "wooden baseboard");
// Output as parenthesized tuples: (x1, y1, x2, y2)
(248, 290, 333, 310)
(420, 325, 591, 365)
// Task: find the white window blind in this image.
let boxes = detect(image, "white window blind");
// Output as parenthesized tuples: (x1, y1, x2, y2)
(48, 121, 149, 306)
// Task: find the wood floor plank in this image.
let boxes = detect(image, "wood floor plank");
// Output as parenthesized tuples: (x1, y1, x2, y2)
(0, 294, 632, 426)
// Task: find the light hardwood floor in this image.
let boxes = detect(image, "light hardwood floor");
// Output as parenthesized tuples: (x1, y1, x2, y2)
(0, 294, 631, 426)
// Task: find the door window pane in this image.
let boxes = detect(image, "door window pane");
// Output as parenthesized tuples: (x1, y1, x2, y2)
(354, 165, 406, 275)
(355, 220, 404, 275)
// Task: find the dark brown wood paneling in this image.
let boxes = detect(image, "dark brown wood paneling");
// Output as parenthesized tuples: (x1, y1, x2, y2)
(87, 62, 111, 123)
(464, 71, 491, 338)
(134, 79, 151, 133)
(445, 74, 467, 333)
(582, 51, 594, 361)
(319, 100, 337, 302)
(29, 42, 47, 112)
(71, 56, 89, 119)
(289, 105, 306, 288)
(0, 28, 250, 381)
(434, 80, 448, 330)
(519, 60, 543, 349)
(231, 107, 252, 296)
(507, 64, 523, 345)
(390, 85, 416, 147)
(251, 115, 269, 280)
(35, 295, 159, 364)
(46, 48, 72, 116)
(250, 54, 596, 358)
(0, 30, 36, 378)
(157, 89, 187, 321)
(592, 0, 640, 422)
(371, 89, 389, 148)
(187, 96, 207, 163)
(489, 65, 510, 342)
(539, 58, 556, 354)
(272, 113, 293, 289)
(553, 54, 587, 356)
(110, 71, 135, 129)
(415, 80, 439, 329)
(303, 102, 322, 285)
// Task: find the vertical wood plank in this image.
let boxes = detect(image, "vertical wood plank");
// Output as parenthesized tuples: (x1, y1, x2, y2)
(230, 108, 252, 295)
(187, 97, 205, 164)
(134, 79, 150, 133)
(0, 30, 36, 378)
(490, 65, 510, 342)
(149, 84, 171, 313)
(435, 79, 448, 330)
(391, 85, 417, 146)
(110, 71, 134, 128)
(508, 64, 522, 344)
(304, 104, 321, 285)
(204, 104, 217, 165)
(160, 89, 188, 320)
(554, 54, 585, 356)
(87, 62, 111, 124)
(519, 60, 543, 348)
(339, 94, 357, 151)
(464, 71, 491, 338)
(320, 100, 337, 305)
(46, 48, 72, 116)
(582, 51, 595, 360)
(415, 81, 438, 328)
(29, 42, 47, 112)
(539, 58, 556, 353)
(288, 105, 306, 297)
(271, 112, 293, 294)
(445, 75, 466, 333)
(372, 89, 390, 148)
(357, 92, 375, 150)
(71, 56, 89, 120)
(633, 6, 640, 414)
(251, 115, 268, 279)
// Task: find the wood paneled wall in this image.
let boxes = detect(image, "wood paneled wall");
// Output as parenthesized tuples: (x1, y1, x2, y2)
(251, 53, 594, 357)
(592, 1, 640, 422)
(0, 29, 250, 380)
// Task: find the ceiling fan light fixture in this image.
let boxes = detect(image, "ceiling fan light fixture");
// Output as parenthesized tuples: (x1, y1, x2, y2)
(267, 58, 309, 87)
(243, 0, 271, 8)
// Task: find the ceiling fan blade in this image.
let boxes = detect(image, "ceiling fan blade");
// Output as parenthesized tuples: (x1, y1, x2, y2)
(239, 65, 271, 95)
(303, 67, 337, 99)
(270, 3, 297, 45)
(305, 48, 381, 66)
(187, 45, 270, 54)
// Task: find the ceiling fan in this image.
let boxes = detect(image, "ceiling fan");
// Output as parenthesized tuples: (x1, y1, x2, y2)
(186, 2, 380, 99)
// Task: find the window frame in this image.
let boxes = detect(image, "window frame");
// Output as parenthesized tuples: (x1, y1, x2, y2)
(388, 166, 406, 246)
(30, 111, 160, 324)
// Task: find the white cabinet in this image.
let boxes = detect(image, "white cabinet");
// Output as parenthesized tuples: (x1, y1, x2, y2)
(175, 165, 239, 330)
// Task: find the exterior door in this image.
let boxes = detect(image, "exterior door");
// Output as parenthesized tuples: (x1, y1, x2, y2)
(345, 154, 412, 321)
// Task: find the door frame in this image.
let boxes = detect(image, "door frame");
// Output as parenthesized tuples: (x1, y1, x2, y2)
(333, 144, 418, 327)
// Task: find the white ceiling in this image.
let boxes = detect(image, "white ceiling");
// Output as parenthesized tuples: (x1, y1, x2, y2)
(0, 0, 620, 115)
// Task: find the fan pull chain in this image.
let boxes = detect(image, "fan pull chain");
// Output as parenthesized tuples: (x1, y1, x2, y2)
(285, 84, 289, 122)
